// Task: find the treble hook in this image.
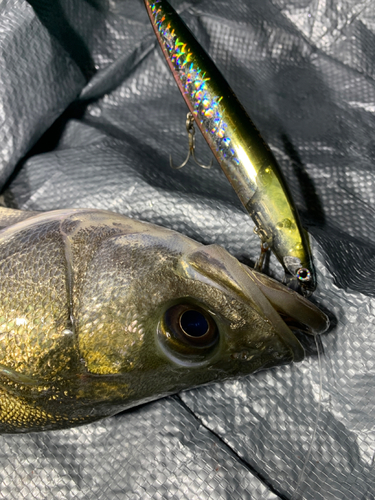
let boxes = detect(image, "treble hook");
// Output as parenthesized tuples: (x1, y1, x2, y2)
(170, 112, 213, 170)
(253, 227, 272, 272)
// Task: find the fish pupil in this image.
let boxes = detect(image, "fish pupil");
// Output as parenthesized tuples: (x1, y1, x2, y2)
(179, 310, 209, 337)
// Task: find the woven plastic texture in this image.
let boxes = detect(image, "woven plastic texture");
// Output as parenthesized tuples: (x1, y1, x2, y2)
(1, 0, 374, 498)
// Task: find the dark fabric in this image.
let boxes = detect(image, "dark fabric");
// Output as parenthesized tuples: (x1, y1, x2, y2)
(0, 0, 374, 498)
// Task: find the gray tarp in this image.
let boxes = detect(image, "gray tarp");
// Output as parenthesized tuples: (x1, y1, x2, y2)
(1, 0, 374, 498)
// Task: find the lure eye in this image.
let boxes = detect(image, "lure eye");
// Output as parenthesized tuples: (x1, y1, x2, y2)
(158, 303, 219, 363)
(296, 268, 311, 282)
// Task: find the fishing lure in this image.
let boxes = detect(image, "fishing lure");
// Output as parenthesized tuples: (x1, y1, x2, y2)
(0, 208, 328, 433)
(144, 0, 316, 296)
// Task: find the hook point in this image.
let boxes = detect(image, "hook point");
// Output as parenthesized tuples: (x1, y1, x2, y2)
(170, 112, 213, 170)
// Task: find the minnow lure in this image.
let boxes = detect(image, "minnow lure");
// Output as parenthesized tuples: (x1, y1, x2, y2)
(0, 208, 328, 433)
(144, 0, 316, 295)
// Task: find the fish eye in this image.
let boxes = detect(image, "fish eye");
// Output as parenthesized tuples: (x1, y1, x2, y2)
(164, 304, 218, 348)
(158, 303, 219, 363)
(179, 309, 209, 337)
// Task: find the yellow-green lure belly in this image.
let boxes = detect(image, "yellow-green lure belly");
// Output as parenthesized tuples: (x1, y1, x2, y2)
(0, 208, 327, 433)
(144, 0, 316, 295)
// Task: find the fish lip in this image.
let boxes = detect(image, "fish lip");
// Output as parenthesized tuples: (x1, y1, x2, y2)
(273, 323, 305, 363)
(245, 266, 330, 336)
(240, 267, 329, 362)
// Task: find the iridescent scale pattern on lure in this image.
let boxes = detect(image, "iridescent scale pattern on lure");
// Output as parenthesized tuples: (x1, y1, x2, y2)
(150, 1, 241, 168)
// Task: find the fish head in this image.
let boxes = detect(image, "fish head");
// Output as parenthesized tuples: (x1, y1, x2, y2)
(77, 227, 329, 407)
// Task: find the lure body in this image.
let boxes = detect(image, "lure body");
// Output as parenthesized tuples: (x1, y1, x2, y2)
(0, 208, 327, 433)
(144, 0, 316, 294)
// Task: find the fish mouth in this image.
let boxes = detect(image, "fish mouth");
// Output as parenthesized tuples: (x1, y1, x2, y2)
(243, 266, 329, 363)
(245, 267, 329, 336)
(278, 312, 320, 336)
(238, 265, 329, 363)
(264, 312, 307, 363)
(177, 244, 328, 364)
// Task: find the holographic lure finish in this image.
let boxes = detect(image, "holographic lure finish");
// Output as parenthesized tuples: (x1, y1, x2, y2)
(144, 0, 316, 294)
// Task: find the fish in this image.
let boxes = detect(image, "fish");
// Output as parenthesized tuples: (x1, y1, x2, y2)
(144, 0, 316, 296)
(0, 207, 328, 433)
